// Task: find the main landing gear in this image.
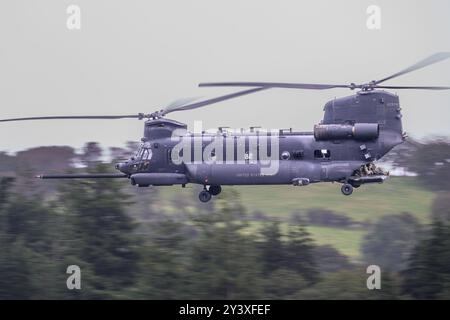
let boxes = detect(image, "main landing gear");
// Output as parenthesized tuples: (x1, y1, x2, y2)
(199, 190, 212, 202)
(340, 163, 389, 196)
(341, 183, 354, 196)
(198, 185, 222, 203)
(208, 185, 222, 196)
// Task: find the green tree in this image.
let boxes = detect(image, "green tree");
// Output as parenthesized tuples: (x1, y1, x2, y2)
(362, 213, 422, 272)
(431, 192, 450, 222)
(186, 190, 263, 299)
(79, 142, 103, 167)
(135, 220, 191, 299)
(402, 139, 450, 191)
(57, 164, 141, 298)
(259, 221, 285, 275)
(0, 178, 65, 299)
(0, 178, 32, 299)
(299, 269, 400, 299)
(0, 177, 14, 208)
(262, 268, 309, 299)
(402, 220, 450, 299)
(285, 224, 319, 284)
(0, 240, 35, 299)
(259, 221, 319, 284)
(313, 245, 351, 273)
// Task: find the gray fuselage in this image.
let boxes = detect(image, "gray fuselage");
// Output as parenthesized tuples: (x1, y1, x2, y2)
(118, 90, 404, 187)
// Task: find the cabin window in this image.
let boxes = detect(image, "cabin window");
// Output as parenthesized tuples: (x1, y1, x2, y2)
(293, 150, 304, 159)
(314, 149, 331, 159)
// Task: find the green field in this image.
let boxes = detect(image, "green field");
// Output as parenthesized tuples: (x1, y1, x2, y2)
(230, 177, 433, 223)
(307, 226, 366, 260)
(148, 177, 435, 260)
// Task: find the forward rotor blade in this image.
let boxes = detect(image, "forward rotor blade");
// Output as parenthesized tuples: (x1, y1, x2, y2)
(0, 115, 144, 123)
(162, 87, 268, 115)
(374, 85, 450, 90)
(37, 173, 128, 179)
(199, 82, 352, 90)
(375, 52, 450, 85)
(163, 96, 202, 113)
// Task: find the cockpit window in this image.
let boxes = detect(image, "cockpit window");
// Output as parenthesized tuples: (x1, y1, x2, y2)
(136, 143, 153, 160)
(142, 149, 153, 160)
(135, 144, 143, 158)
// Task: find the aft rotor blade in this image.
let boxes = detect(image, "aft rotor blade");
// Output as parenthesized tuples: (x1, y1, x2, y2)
(375, 52, 450, 85)
(37, 173, 128, 179)
(374, 85, 450, 90)
(0, 115, 144, 123)
(199, 82, 352, 90)
(162, 87, 268, 115)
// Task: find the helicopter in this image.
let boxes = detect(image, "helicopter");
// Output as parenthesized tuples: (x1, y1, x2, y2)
(1, 53, 449, 202)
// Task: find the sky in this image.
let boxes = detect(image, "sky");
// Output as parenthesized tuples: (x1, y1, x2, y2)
(0, 0, 449, 153)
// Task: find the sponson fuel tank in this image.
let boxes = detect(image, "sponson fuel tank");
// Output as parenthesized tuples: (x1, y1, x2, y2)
(130, 173, 188, 186)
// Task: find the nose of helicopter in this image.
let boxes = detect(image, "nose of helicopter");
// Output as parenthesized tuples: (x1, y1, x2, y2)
(115, 162, 130, 174)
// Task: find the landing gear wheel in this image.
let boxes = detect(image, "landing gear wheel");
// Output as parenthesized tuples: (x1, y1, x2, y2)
(209, 185, 222, 196)
(341, 183, 354, 196)
(199, 190, 212, 203)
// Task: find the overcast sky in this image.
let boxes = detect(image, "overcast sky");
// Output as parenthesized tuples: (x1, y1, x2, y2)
(0, 0, 449, 153)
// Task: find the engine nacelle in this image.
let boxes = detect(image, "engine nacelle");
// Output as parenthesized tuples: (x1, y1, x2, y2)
(130, 173, 188, 186)
(314, 123, 379, 141)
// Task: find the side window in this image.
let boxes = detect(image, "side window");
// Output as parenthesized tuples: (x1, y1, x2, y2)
(314, 149, 331, 159)
(293, 150, 304, 159)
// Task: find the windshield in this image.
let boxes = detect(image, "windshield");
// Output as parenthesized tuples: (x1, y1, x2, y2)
(135, 144, 143, 158)
(135, 143, 152, 160)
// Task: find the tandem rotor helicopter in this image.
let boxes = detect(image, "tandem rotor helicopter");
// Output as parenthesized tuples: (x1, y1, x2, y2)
(1, 53, 450, 202)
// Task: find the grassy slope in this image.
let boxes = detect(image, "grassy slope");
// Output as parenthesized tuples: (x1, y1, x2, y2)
(229, 177, 433, 223)
(154, 177, 434, 260)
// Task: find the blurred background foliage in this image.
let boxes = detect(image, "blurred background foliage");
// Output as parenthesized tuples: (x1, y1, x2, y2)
(0, 138, 450, 299)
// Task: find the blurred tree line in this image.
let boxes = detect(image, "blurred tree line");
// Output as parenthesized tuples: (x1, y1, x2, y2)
(0, 138, 449, 299)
